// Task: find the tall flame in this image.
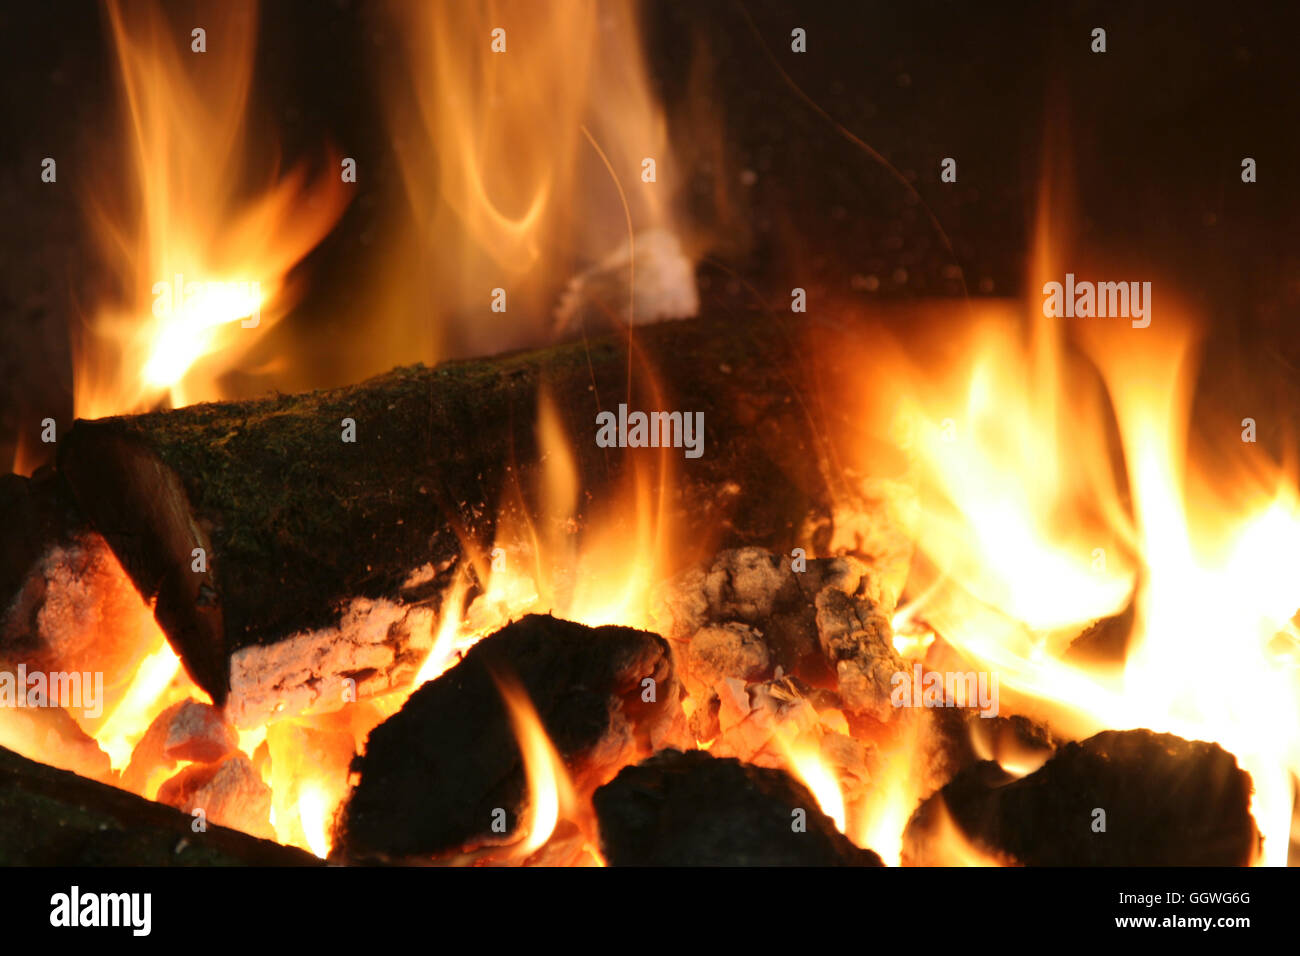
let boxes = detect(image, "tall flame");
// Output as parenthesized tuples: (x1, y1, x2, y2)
(77, 0, 347, 418)
(381, 0, 686, 355)
(496, 674, 575, 858)
(876, 190, 1300, 864)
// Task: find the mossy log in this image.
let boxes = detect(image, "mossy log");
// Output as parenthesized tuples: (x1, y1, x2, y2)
(0, 744, 318, 865)
(58, 314, 853, 724)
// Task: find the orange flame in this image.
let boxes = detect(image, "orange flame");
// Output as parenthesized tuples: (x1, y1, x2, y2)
(495, 674, 576, 859)
(380, 0, 689, 356)
(77, 0, 347, 418)
(872, 182, 1300, 865)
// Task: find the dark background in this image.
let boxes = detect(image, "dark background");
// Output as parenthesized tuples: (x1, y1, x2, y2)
(2, 0, 1299, 470)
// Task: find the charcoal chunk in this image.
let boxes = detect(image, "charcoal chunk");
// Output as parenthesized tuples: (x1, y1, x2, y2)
(903, 729, 1260, 866)
(334, 614, 686, 862)
(593, 748, 883, 866)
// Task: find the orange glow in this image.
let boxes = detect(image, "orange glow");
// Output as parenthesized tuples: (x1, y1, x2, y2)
(778, 732, 847, 834)
(864, 179, 1300, 865)
(77, 0, 347, 418)
(380, 0, 689, 356)
(93, 639, 191, 770)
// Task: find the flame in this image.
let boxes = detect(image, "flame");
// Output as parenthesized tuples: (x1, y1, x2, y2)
(297, 783, 332, 860)
(869, 182, 1300, 864)
(496, 674, 576, 859)
(92, 638, 188, 770)
(855, 723, 924, 867)
(382, 0, 687, 355)
(779, 733, 847, 834)
(77, 0, 347, 418)
(918, 802, 1012, 867)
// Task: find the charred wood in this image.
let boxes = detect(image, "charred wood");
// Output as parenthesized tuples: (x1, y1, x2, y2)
(0, 744, 316, 865)
(58, 314, 851, 724)
(902, 729, 1260, 866)
(333, 614, 687, 863)
(592, 748, 883, 866)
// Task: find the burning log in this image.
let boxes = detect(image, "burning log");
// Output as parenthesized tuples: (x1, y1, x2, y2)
(58, 313, 847, 725)
(902, 729, 1261, 866)
(0, 744, 317, 865)
(592, 749, 883, 866)
(333, 614, 687, 863)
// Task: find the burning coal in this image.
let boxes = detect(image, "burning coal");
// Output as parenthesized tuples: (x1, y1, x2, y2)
(0, 0, 1295, 880)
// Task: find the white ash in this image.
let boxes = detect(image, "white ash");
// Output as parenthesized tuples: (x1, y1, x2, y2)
(805, 474, 918, 611)
(708, 674, 875, 810)
(157, 753, 273, 840)
(683, 622, 770, 700)
(554, 227, 699, 334)
(815, 587, 904, 722)
(226, 599, 434, 729)
(712, 675, 828, 764)
(654, 547, 904, 721)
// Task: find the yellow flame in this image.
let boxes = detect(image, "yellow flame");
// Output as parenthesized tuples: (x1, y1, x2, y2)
(297, 783, 332, 860)
(382, 0, 684, 354)
(78, 0, 347, 418)
(781, 736, 847, 834)
(496, 675, 573, 857)
(93, 638, 184, 769)
(871, 198, 1300, 865)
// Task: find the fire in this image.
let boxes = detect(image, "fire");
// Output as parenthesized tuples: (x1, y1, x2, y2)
(92, 637, 187, 769)
(25, 0, 1291, 872)
(76, 0, 347, 418)
(381, 0, 691, 355)
(871, 203, 1300, 864)
(295, 783, 332, 860)
(778, 732, 847, 834)
(496, 675, 572, 857)
(855, 722, 925, 867)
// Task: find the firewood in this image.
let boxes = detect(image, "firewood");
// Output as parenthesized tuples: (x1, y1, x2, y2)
(333, 614, 687, 863)
(58, 313, 851, 725)
(1064, 600, 1136, 671)
(0, 744, 317, 865)
(0, 471, 81, 620)
(902, 729, 1260, 866)
(592, 748, 883, 866)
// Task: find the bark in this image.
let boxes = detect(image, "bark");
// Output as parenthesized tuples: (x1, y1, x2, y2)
(0, 744, 318, 865)
(58, 313, 853, 723)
